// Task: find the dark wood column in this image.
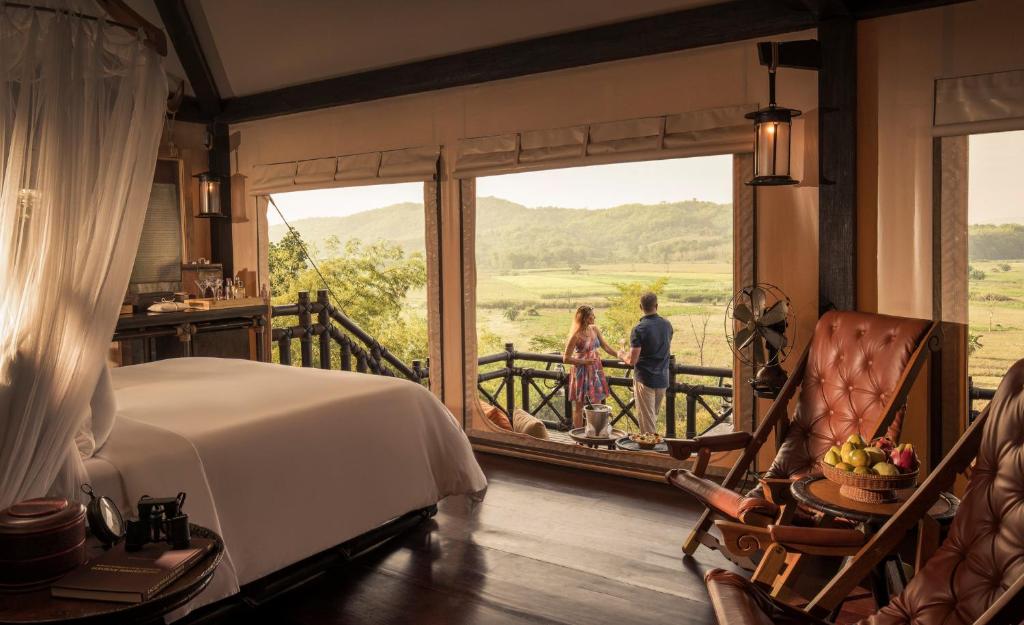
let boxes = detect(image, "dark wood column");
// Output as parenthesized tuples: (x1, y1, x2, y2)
(817, 17, 857, 314)
(209, 121, 233, 278)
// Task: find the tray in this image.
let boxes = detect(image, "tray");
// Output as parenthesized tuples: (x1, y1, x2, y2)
(568, 428, 626, 446)
(614, 437, 668, 453)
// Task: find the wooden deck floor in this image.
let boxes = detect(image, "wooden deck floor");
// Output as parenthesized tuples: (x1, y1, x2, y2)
(213, 452, 743, 625)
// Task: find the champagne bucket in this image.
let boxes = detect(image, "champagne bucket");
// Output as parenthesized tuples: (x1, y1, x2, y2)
(583, 404, 612, 438)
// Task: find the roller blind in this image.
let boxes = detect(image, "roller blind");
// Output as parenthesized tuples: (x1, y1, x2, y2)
(934, 69, 1024, 126)
(250, 145, 440, 194)
(454, 103, 756, 177)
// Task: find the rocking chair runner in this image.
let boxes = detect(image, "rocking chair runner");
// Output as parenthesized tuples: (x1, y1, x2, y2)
(665, 311, 937, 562)
(705, 357, 1024, 625)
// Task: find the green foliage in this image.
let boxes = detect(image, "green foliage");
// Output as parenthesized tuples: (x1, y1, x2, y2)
(969, 264, 987, 281)
(269, 233, 429, 366)
(528, 333, 565, 353)
(969, 224, 1024, 261)
(503, 307, 520, 322)
(602, 278, 669, 344)
(267, 229, 308, 295)
(999, 263, 1013, 272)
(968, 332, 983, 355)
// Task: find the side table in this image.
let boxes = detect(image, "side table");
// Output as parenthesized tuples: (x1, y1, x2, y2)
(0, 525, 224, 625)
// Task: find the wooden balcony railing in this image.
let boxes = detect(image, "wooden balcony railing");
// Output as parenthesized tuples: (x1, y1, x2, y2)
(271, 290, 735, 438)
(478, 343, 733, 438)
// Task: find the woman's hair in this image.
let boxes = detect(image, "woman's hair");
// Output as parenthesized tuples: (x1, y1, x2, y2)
(568, 305, 594, 341)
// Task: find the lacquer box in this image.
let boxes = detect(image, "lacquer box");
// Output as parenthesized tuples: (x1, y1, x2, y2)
(0, 498, 86, 591)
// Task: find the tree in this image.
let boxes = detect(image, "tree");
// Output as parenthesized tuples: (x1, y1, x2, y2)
(270, 233, 429, 366)
(688, 311, 712, 366)
(268, 229, 308, 296)
(603, 278, 669, 344)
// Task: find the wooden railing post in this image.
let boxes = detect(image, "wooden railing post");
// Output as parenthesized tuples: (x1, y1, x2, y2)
(297, 291, 312, 367)
(666, 355, 677, 438)
(277, 330, 291, 366)
(316, 290, 331, 369)
(340, 336, 352, 371)
(686, 391, 698, 439)
(504, 343, 515, 417)
(520, 369, 530, 414)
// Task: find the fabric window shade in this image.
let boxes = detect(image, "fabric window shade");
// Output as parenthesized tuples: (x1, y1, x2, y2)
(519, 126, 586, 163)
(335, 152, 381, 181)
(250, 146, 439, 194)
(935, 69, 1024, 126)
(294, 157, 337, 185)
(587, 117, 664, 154)
(250, 162, 297, 193)
(453, 104, 756, 177)
(379, 146, 440, 178)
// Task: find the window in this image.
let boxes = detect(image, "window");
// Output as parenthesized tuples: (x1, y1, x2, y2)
(967, 130, 1024, 400)
(474, 156, 736, 441)
(267, 183, 430, 369)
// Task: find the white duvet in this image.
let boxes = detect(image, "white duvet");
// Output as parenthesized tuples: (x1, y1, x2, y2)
(91, 358, 487, 616)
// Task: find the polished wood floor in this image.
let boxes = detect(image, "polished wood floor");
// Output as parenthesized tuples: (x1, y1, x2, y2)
(215, 452, 742, 625)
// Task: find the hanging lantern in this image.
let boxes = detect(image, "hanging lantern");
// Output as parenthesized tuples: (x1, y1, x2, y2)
(194, 172, 224, 217)
(746, 42, 802, 186)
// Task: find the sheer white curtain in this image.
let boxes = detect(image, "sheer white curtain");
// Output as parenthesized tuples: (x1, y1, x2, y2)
(0, 6, 166, 508)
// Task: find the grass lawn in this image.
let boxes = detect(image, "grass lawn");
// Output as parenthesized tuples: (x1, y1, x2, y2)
(968, 260, 1024, 390)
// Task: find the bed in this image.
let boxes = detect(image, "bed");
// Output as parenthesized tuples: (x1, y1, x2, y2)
(84, 357, 487, 618)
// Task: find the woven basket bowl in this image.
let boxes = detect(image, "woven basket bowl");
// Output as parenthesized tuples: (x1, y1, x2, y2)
(820, 462, 918, 503)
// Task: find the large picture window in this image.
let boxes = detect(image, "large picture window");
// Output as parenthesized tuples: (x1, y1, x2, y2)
(473, 156, 737, 443)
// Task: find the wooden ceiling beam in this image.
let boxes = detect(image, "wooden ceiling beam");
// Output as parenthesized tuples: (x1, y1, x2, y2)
(155, 0, 221, 118)
(217, 0, 816, 123)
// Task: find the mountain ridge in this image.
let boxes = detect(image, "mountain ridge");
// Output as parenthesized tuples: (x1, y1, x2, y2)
(269, 196, 734, 268)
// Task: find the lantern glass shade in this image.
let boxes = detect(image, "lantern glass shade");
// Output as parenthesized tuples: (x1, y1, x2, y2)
(195, 173, 223, 216)
(746, 107, 801, 186)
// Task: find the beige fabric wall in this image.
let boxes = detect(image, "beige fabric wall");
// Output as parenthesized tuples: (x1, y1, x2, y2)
(230, 31, 819, 423)
(859, 0, 1024, 318)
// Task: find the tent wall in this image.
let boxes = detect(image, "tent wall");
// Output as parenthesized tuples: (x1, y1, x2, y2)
(230, 31, 821, 440)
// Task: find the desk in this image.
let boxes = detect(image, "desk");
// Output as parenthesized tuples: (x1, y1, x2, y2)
(0, 525, 223, 625)
(114, 304, 268, 363)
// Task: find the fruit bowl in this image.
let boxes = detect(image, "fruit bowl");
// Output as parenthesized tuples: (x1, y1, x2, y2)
(820, 461, 918, 503)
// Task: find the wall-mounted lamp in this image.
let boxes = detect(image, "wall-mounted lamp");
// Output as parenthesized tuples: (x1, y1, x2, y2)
(194, 172, 225, 218)
(746, 40, 820, 187)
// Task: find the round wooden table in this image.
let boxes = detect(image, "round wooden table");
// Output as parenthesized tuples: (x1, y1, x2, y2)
(0, 525, 224, 625)
(790, 476, 958, 607)
(568, 428, 626, 449)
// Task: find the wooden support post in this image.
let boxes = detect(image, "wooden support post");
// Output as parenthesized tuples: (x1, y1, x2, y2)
(317, 290, 331, 369)
(686, 392, 698, 438)
(521, 371, 531, 414)
(278, 335, 291, 366)
(818, 17, 857, 313)
(298, 291, 312, 367)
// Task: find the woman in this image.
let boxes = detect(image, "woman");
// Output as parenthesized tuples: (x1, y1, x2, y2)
(562, 305, 619, 429)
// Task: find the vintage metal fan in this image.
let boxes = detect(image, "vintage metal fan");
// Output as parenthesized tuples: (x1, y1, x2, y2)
(725, 284, 794, 396)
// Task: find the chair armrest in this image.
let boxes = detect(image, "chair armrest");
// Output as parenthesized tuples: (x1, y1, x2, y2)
(759, 478, 796, 506)
(768, 525, 866, 555)
(664, 431, 753, 461)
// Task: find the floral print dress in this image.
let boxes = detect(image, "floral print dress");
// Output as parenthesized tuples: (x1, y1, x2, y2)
(568, 332, 610, 404)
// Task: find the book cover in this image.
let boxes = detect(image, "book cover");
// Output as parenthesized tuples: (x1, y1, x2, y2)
(51, 539, 212, 604)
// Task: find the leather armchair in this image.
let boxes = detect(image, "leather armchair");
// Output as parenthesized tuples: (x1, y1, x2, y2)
(666, 311, 935, 564)
(703, 358, 1024, 625)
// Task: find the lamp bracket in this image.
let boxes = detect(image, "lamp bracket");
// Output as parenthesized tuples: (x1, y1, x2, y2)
(756, 40, 821, 71)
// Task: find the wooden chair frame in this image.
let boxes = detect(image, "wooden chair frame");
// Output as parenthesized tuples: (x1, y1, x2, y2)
(668, 321, 939, 566)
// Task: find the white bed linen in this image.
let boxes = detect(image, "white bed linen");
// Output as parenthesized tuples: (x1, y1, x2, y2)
(92, 358, 487, 616)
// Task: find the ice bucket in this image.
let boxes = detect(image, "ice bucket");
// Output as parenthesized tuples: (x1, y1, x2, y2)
(583, 404, 612, 438)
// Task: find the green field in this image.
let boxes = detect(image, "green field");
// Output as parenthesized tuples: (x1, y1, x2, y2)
(476, 262, 734, 367)
(968, 260, 1024, 390)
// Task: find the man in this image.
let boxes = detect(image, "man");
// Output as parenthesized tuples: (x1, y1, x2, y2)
(619, 292, 673, 434)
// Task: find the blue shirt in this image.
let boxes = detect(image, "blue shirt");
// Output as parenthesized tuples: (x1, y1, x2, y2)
(630, 313, 674, 388)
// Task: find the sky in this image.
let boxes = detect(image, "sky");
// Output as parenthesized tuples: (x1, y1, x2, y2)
(268, 155, 733, 224)
(968, 130, 1024, 224)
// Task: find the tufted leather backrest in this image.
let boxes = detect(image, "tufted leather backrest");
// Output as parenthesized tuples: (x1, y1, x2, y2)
(762, 311, 931, 481)
(860, 359, 1024, 625)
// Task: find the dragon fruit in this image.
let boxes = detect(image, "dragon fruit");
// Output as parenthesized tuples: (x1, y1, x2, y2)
(890, 443, 918, 473)
(871, 436, 896, 455)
